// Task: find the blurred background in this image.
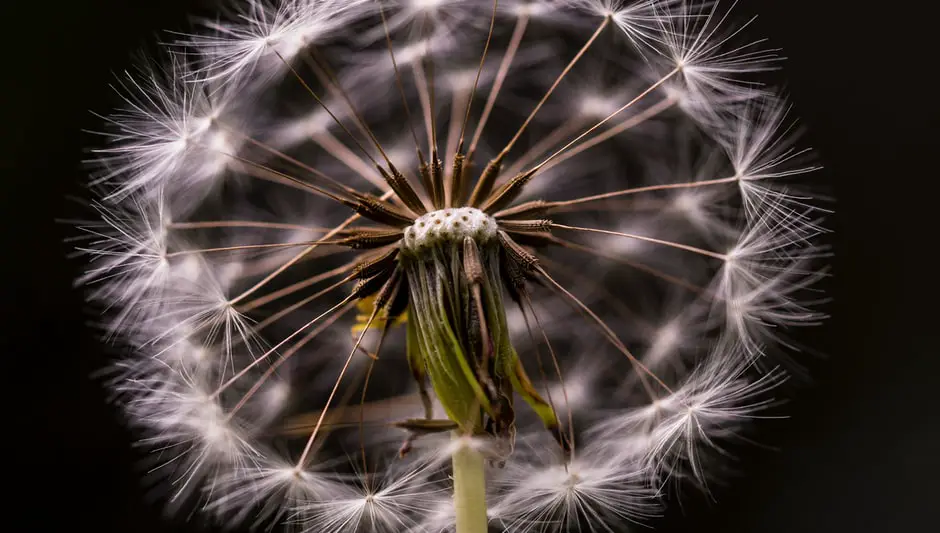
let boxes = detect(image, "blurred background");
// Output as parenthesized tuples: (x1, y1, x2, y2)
(1, 0, 935, 531)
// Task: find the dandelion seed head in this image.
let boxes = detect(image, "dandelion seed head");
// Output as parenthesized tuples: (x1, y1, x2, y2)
(76, 0, 826, 530)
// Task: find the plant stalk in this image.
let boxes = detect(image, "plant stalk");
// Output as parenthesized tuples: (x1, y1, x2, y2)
(452, 436, 488, 533)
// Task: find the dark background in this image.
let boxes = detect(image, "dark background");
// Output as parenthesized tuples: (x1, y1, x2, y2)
(2, 0, 936, 531)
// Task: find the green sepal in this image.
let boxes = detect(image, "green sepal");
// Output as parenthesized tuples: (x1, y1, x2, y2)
(407, 257, 493, 433)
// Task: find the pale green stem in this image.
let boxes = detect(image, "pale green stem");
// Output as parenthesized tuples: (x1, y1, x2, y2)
(452, 436, 488, 533)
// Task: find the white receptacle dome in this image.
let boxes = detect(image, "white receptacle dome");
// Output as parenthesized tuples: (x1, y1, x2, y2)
(403, 207, 497, 252)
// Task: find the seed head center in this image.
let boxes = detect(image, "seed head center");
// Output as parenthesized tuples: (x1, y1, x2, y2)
(403, 207, 496, 252)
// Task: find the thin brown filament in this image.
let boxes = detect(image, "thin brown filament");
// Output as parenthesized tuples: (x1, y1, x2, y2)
(538, 256, 681, 401)
(237, 260, 357, 314)
(224, 302, 357, 418)
(552, 223, 728, 261)
(444, 87, 470, 204)
(238, 163, 335, 197)
(520, 293, 577, 461)
(422, 22, 447, 209)
(305, 48, 399, 169)
(227, 190, 395, 306)
(535, 265, 672, 397)
(281, 392, 424, 436)
(498, 17, 609, 158)
(412, 57, 435, 160)
(250, 274, 355, 333)
(309, 131, 386, 190)
(468, 10, 529, 158)
(502, 115, 585, 179)
(377, 1, 427, 169)
(288, 365, 376, 447)
(549, 236, 705, 295)
(296, 302, 384, 468)
(539, 255, 655, 331)
(358, 324, 392, 477)
(212, 293, 357, 399)
(514, 302, 563, 457)
(543, 175, 738, 211)
(452, 0, 500, 177)
(539, 96, 678, 174)
(177, 264, 353, 359)
(546, 197, 670, 214)
(216, 121, 362, 196)
(234, 245, 348, 281)
(168, 221, 341, 233)
(446, 1, 500, 208)
(219, 149, 351, 205)
(359, 357, 378, 477)
(164, 239, 341, 258)
(422, 15, 439, 159)
(271, 49, 381, 168)
(500, 96, 677, 182)
(526, 68, 680, 177)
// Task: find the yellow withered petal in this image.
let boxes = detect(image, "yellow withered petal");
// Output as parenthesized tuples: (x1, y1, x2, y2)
(351, 294, 408, 335)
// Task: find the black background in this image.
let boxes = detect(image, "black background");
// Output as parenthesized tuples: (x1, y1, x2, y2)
(2, 1, 936, 531)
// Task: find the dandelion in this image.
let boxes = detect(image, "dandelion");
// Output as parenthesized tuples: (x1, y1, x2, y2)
(76, 1, 827, 532)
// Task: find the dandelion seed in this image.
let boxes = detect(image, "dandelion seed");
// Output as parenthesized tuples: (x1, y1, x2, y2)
(493, 441, 659, 533)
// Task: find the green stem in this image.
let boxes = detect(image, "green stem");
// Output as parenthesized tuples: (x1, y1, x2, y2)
(452, 436, 488, 533)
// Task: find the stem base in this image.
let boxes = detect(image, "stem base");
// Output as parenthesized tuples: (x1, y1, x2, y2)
(452, 436, 488, 533)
